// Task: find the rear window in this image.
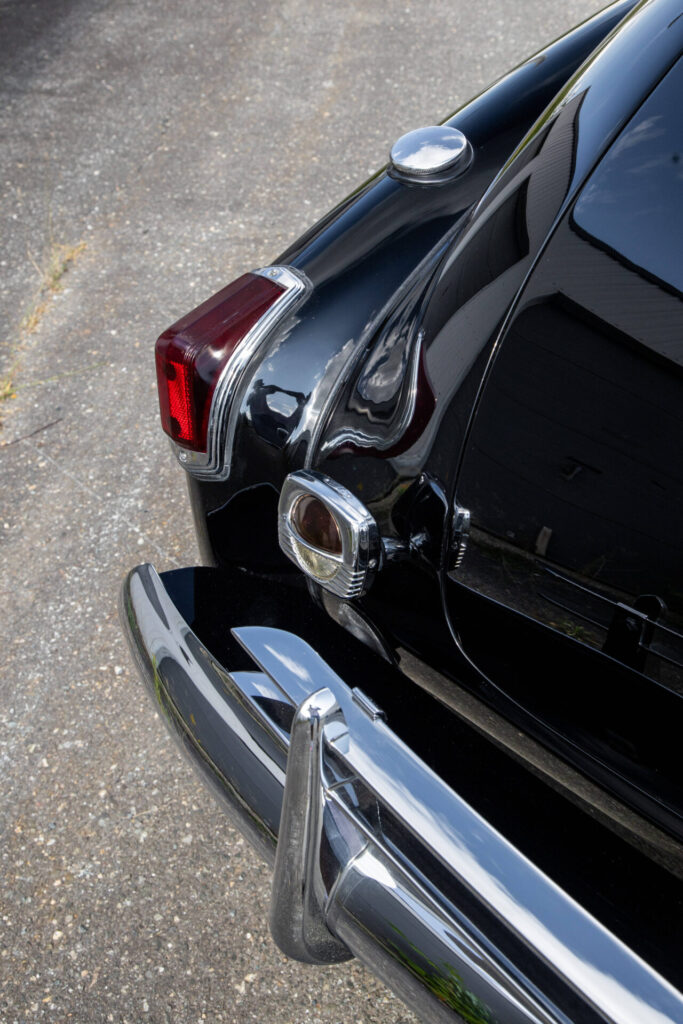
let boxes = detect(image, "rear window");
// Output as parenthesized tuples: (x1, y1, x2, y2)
(573, 56, 683, 300)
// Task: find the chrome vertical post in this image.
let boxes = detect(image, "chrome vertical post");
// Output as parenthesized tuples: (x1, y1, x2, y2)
(269, 687, 352, 964)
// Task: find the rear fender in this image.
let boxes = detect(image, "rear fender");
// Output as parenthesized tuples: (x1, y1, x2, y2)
(188, 0, 635, 569)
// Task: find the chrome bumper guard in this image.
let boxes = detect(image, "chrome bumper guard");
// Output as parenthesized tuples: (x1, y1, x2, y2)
(121, 564, 683, 1024)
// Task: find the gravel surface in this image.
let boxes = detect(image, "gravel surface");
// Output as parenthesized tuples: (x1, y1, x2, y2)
(1, 1, 601, 1021)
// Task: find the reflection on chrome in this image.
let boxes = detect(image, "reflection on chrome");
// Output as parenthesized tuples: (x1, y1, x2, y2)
(322, 327, 432, 460)
(390, 126, 472, 179)
(123, 565, 683, 1024)
(236, 625, 683, 1024)
(270, 686, 352, 964)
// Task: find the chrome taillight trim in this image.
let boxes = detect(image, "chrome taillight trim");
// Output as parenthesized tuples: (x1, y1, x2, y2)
(173, 265, 308, 480)
(278, 470, 381, 598)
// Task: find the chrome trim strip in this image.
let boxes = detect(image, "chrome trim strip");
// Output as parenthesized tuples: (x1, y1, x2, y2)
(121, 564, 683, 1024)
(174, 264, 309, 480)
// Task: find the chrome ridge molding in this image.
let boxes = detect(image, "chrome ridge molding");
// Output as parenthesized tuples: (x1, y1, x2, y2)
(174, 265, 308, 480)
(121, 563, 683, 1024)
(278, 470, 381, 599)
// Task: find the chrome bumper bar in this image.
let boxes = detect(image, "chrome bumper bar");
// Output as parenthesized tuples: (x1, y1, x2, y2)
(121, 564, 683, 1024)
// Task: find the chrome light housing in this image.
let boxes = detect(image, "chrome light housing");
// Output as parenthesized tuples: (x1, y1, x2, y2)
(278, 471, 380, 598)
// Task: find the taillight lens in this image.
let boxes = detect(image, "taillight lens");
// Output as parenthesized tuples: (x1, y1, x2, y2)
(155, 273, 284, 452)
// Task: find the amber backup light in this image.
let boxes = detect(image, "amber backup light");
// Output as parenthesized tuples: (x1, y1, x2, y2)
(155, 266, 305, 478)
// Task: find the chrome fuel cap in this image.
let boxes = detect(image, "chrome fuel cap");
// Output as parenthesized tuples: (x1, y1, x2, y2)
(389, 125, 472, 183)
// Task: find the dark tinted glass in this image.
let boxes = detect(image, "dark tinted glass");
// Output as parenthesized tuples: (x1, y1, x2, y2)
(573, 56, 683, 309)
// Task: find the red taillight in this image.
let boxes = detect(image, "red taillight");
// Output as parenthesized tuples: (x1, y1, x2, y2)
(155, 273, 284, 452)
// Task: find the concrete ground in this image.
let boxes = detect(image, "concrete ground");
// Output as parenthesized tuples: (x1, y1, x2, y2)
(0, 1, 599, 1021)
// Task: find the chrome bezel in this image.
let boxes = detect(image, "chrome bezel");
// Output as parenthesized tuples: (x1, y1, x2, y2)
(389, 125, 472, 185)
(278, 471, 380, 599)
(172, 265, 308, 480)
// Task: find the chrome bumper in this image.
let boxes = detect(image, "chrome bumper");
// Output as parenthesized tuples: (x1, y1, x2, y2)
(121, 563, 683, 1024)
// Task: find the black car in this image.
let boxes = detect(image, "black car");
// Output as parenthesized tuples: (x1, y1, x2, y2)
(120, 1, 683, 1021)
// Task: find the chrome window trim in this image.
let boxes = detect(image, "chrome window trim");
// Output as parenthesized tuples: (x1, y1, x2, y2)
(172, 264, 309, 480)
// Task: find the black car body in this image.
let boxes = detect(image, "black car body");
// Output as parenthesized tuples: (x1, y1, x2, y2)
(120, 1, 683, 1021)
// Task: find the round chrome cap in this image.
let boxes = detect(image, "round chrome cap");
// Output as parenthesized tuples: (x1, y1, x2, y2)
(390, 125, 470, 179)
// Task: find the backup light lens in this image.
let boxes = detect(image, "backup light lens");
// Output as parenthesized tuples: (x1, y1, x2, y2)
(290, 494, 343, 581)
(155, 273, 284, 451)
(293, 542, 341, 581)
(292, 495, 342, 555)
(278, 471, 381, 599)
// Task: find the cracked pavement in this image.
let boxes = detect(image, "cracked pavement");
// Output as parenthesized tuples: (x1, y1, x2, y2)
(0, 0, 599, 1021)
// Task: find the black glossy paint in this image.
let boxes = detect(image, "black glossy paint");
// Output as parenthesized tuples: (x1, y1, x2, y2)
(317, 0, 681, 545)
(174, 0, 683, 955)
(446, 53, 683, 838)
(188, 0, 636, 568)
(284, 0, 683, 842)
(184, 0, 683, 837)
(121, 4, 683, 1014)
